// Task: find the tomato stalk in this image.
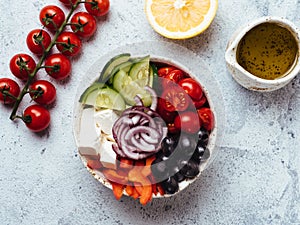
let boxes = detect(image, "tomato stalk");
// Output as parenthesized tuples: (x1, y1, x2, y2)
(0, 88, 18, 101)
(9, 1, 82, 121)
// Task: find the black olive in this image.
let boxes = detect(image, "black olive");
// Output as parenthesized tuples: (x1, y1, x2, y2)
(192, 144, 206, 164)
(197, 128, 210, 147)
(180, 159, 200, 179)
(161, 176, 179, 194)
(151, 157, 169, 182)
(174, 171, 185, 182)
(176, 133, 197, 158)
(161, 136, 177, 157)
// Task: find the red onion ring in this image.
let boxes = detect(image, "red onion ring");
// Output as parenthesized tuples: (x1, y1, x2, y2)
(111, 87, 166, 160)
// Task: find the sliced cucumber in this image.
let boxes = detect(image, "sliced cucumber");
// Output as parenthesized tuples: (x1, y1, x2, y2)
(116, 81, 152, 106)
(129, 55, 151, 87)
(113, 69, 132, 93)
(79, 82, 105, 104)
(98, 53, 131, 83)
(113, 69, 152, 106)
(95, 87, 126, 111)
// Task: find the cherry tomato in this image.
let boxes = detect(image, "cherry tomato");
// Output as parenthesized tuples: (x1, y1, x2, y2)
(29, 80, 56, 105)
(0, 78, 20, 104)
(59, 0, 78, 6)
(158, 66, 176, 77)
(85, 0, 110, 17)
(174, 111, 201, 134)
(70, 12, 97, 38)
(44, 53, 71, 80)
(157, 98, 178, 123)
(26, 29, 51, 55)
(193, 94, 207, 109)
(56, 32, 82, 56)
(162, 69, 186, 88)
(23, 105, 51, 132)
(40, 5, 65, 30)
(161, 86, 190, 112)
(178, 78, 203, 101)
(197, 108, 214, 131)
(167, 123, 180, 134)
(9, 54, 36, 80)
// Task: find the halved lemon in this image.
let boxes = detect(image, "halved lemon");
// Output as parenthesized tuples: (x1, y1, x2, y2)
(145, 0, 218, 39)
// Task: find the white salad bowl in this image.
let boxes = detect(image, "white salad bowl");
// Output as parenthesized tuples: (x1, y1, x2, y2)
(73, 41, 225, 200)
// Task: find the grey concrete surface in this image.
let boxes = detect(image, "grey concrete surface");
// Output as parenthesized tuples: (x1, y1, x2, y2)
(0, 0, 299, 224)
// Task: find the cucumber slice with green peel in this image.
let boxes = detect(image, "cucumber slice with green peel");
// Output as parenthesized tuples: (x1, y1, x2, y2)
(117, 82, 152, 106)
(113, 69, 152, 106)
(113, 70, 133, 93)
(110, 61, 133, 77)
(129, 55, 151, 87)
(94, 87, 126, 111)
(79, 82, 105, 104)
(98, 53, 131, 83)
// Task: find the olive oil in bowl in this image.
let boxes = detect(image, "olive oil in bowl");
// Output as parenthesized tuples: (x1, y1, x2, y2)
(237, 22, 298, 80)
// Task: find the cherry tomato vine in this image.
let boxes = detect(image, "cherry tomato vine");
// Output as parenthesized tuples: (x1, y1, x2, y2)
(0, 0, 110, 132)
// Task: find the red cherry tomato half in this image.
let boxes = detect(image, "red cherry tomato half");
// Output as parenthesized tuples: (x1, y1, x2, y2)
(23, 105, 51, 132)
(9, 54, 36, 81)
(197, 108, 214, 131)
(30, 80, 56, 105)
(157, 98, 178, 123)
(44, 53, 71, 80)
(71, 12, 97, 38)
(85, 0, 110, 17)
(161, 86, 190, 112)
(162, 69, 186, 88)
(174, 111, 201, 134)
(39, 5, 65, 30)
(56, 32, 82, 56)
(0, 78, 20, 104)
(59, 0, 78, 6)
(178, 78, 203, 101)
(157, 66, 176, 77)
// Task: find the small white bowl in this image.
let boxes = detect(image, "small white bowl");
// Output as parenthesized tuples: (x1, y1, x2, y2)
(225, 16, 300, 92)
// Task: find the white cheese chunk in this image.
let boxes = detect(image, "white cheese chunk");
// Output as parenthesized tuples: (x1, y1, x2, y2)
(78, 108, 118, 170)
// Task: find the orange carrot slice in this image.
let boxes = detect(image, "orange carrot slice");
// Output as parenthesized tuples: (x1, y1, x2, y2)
(125, 185, 134, 196)
(132, 187, 140, 199)
(111, 182, 124, 201)
(87, 159, 103, 170)
(102, 169, 128, 184)
(119, 158, 134, 170)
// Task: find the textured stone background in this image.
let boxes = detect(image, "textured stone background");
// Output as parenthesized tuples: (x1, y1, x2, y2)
(0, 0, 299, 224)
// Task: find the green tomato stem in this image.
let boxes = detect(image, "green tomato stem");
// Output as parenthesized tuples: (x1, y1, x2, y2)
(9, 2, 81, 121)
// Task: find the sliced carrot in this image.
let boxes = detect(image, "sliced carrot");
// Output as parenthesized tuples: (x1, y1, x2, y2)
(102, 168, 128, 184)
(157, 184, 165, 196)
(111, 182, 124, 201)
(119, 158, 134, 170)
(132, 187, 140, 199)
(146, 155, 156, 166)
(128, 166, 153, 205)
(152, 183, 158, 195)
(125, 185, 134, 196)
(87, 159, 103, 170)
(134, 182, 143, 196)
(140, 184, 152, 205)
(141, 155, 156, 177)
